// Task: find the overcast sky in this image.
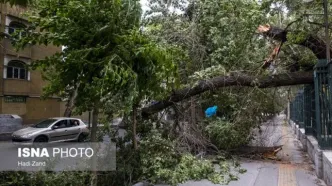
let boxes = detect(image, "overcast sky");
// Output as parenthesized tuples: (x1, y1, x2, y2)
(140, 0, 149, 13)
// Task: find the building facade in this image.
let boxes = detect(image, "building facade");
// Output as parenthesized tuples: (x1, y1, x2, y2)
(0, 4, 88, 124)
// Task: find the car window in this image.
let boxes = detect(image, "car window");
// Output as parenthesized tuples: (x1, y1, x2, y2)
(68, 119, 80, 127)
(32, 119, 57, 128)
(53, 120, 67, 129)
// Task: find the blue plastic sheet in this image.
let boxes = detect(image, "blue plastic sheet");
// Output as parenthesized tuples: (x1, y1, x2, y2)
(205, 106, 218, 117)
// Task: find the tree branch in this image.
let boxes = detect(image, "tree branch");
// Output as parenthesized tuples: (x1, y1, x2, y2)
(257, 24, 331, 59)
(142, 71, 313, 116)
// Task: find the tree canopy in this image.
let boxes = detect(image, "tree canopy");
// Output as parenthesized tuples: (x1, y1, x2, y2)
(1, 0, 28, 6)
(14, 0, 179, 117)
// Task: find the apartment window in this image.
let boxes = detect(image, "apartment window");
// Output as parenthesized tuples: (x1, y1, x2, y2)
(4, 96, 26, 103)
(7, 60, 27, 80)
(8, 21, 26, 38)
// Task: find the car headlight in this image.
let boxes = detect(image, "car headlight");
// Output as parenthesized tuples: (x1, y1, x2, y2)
(21, 133, 33, 138)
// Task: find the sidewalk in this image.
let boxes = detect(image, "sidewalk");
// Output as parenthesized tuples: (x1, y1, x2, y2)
(179, 115, 327, 186)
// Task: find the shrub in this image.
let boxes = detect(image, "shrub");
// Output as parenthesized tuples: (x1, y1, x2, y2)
(204, 118, 251, 150)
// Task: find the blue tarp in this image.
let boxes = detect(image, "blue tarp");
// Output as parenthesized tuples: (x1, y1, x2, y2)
(205, 106, 218, 117)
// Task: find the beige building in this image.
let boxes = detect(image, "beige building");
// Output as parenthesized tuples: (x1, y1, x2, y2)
(0, 4, 88, 124)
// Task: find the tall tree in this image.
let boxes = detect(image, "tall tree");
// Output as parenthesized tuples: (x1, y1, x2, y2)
(14, 0, 178, 154)
(14, 0, 179, 185)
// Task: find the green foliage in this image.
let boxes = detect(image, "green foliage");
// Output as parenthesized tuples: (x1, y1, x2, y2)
(14, 0, 179, 115)
(205, 118, 251, 150)
(287, 31, 308, 44)
(189, 65, 226, 82)
(116, 130, 238, 185)
(197, 0, 267, 70)
(90, 123, 244, 186)
(138, 131, 223, 185)
(0, 171, 90, 186)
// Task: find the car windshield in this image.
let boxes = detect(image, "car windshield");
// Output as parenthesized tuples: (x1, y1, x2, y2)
(32, 119, 57, 128)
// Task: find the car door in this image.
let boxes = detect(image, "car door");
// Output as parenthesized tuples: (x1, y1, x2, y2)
(66, 119, 81, 140)
(48, 120, 70, 142)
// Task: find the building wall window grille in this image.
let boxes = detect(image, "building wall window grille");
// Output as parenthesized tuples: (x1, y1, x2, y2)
(4, 96, 26, 103)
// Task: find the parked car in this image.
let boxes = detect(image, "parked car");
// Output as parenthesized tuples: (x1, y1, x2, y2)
(11, 117, 89, 143)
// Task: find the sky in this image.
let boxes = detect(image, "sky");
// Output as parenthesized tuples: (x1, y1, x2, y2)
(140, 0, 149, 13)
(139, 0, 186, 15)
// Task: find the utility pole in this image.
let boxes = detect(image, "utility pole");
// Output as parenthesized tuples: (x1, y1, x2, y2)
(323, 0, 330, 63)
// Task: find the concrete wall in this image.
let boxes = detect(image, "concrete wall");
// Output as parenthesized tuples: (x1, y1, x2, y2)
(2, 101, 26, 116)
(323, 152, 332, 186)
(3, 79, 30, 95)
(25, 97, 61, 124)
(307, 136, 316, 161)
(1, 3, 28, 19)
(299, 128, 307, 151)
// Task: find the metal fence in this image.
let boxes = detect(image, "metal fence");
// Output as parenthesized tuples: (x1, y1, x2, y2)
(290, 90, 304, 128)
(304, 84, 316, 136)
(289, 59, 332, 149)
(314, 60, 331, 148)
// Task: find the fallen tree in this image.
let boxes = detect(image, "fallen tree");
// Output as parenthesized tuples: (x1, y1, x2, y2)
(142, 71, 313, 116)
(142, 24, 328, 117)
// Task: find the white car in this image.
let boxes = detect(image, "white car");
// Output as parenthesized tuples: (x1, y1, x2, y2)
(12, 117, 89, 143)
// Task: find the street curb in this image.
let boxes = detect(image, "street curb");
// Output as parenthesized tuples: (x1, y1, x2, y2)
(289, 119, 328, 184)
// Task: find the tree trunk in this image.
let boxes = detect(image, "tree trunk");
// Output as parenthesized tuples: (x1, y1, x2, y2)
(90, 102, 99, 186)
(190, 97, 196, 125)
(63, 83, 80, 117)
(142, 71, 313, 117)
(132, 104, 138, 150)
(90, 104, 99, 142)
(171, 104, 180, 137)
(230, 145, 283, 155)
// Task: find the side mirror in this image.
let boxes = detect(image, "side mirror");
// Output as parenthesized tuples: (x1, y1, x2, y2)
(52, 126, 59, 130)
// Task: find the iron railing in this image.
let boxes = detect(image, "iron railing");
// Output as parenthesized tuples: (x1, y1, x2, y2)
(289, 59, 332, 149)
(314, 60, 331, 148)
(291, 90, 304, 128)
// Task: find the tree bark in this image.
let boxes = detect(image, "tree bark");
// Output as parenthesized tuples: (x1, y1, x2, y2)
(132, 104, 138, 150)
(90, 103, 99, 142)
(190, 97, 196, 125)
(171, 104, 180, 137)
(230, 145, 283, 155)
(63, 84, 79, 117)
(142, 71, 313, 117)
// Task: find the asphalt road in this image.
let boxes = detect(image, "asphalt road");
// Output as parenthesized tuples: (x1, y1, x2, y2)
(0, 133, 11, 141)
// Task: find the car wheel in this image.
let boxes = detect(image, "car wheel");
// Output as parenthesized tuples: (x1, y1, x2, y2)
(34, 136, 48, 143)
(78, 134, 86, 142)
